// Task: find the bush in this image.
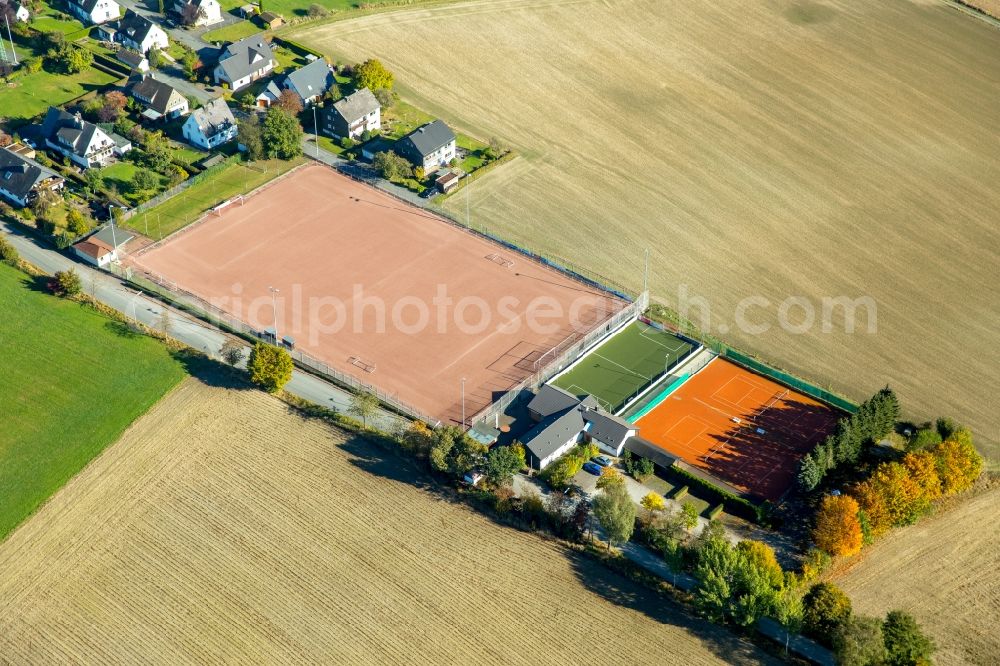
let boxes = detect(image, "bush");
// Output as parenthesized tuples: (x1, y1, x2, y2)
(247, 342, 293, 392)
(340, 136, 355, 149)
(48, 269, 82, 297)
(907, 427, 941, 451)
(0, 235, 18, 265)
(707, 504, 724, 520)
(671, 485, 688, 500)
(802, 582, 852, 647)
(539, 442, 597, 489)
(307, 3, 328, 17)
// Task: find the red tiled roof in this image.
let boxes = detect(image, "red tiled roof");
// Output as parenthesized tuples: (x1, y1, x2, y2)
(74, 237, 114, 259)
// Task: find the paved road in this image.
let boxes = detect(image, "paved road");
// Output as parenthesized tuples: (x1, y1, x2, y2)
(305, 138, 433, 208)
(1, 220, 409, 433)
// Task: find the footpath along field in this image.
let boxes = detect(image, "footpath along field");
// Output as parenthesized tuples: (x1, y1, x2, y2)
(293, 0, 1000, 463)
(0, 380, 776, 665)
(0, 262, 186, 540)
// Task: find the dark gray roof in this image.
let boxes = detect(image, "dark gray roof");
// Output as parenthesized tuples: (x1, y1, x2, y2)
(398, 119, 454, 158)
(282, 58, 332, 99)
(119, 9, 159, 45)
(329, 87, 379, 124)
(0, 147, 61, 200)
(129, 75, 180, 114)
(623, 436, 678, 470)
(257, 80, 281, 102)
(527, 384, 582, 420)
(91, 224, 134, 249)
(216, 33, 273, 83)
(583, 410, 634, 447)
(523, 405, 586, 464)
(41, 107, 100, 158)
(116, 49, 146, 69)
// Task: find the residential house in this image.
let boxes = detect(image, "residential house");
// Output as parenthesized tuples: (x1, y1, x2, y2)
(14, 3, 29, 21)
(280, 58, 334, 107)
(396, 120, 456, 173)
(129, 74, 189, 121)
(182, 98, 237, 150)
(117, 9, 169, 53)
(255, 80, 281, 109)
(213, 33, 275, 91)
(0, 147, 65, 208)
(116, 49, 149, 73)
(258, 11, 283, 28)
(172, 0, 222, 26)
(321, 87, 381, 140)
(96, 23, 117, 42)
(66, 0, 120, 24)
(238, 3, 258, 18)
(40, 107, 119, 169)
(522, 385, 638, 469)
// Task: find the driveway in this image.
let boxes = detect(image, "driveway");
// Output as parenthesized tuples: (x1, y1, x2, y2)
(305, 138, 433, 209)
(0, 220, 410, 433)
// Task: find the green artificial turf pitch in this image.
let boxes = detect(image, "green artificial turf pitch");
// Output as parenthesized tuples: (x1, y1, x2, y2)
(552, 321, 693, 412)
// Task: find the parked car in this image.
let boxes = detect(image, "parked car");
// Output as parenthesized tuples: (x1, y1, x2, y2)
(419, 187, 435, 199)
(582, 462, 602, 476)
(592, 455, 613, 467)
(462, 471, 484, 487)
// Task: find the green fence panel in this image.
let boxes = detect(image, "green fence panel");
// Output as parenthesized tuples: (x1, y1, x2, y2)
(723, 349, 857, 414)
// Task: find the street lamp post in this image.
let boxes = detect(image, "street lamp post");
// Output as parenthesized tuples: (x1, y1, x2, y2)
(268, 286, 280, 343)
(461, 377, 466, 429)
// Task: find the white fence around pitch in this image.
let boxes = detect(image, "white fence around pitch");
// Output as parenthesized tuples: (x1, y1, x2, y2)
(110, 262, 438, 426)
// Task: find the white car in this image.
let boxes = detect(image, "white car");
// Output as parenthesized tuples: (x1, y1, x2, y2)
(462, 472, 484, 487)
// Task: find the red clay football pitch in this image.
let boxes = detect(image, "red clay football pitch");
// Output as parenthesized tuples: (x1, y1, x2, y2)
(636, 358, 840, 501)
(132, 164, 626, 424)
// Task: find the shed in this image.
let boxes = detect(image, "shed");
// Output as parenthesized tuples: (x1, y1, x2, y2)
(258, 11, 283, 28)
(435, 170, 460, 193)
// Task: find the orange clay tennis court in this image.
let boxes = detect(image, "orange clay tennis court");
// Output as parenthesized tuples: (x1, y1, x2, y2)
(636, 358, 840, 501)
(131, 163, 626, 425)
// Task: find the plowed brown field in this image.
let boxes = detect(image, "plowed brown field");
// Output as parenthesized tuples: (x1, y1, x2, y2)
(0, 380, 774, 664)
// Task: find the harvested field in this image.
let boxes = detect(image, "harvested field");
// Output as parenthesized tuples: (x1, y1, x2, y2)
(0, 379, 775, 664)
(132, 163, 625, 425)
(835, 483, 1000, 665)
(294, 0, 1000, 462)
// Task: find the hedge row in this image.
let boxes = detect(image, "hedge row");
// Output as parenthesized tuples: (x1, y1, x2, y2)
(666, 465, 768, 525)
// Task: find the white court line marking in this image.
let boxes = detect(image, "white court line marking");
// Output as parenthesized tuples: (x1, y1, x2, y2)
(593, 352, 649, 380)
(638, 324, 687, 353)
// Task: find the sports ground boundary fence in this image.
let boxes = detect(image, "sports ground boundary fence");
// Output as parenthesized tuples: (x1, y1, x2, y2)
(639, 316, 858, 414)
(109, 262, 439, 426)
(467, 291, 649, 428)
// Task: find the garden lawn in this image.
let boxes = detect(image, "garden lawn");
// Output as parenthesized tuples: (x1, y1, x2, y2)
(123, 156, 306, 239)
(203, 20, 260, 44)
(0, 65, 118, 123)
(0, 262, 187, 540)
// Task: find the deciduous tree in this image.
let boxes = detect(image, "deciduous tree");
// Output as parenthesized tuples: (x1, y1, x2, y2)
(592, 482, 635, 551)
(247, 342, 293, 393)
(261, 107, 303, 159)
(348, 390, 379, 427)
(238, 114, 264, 161)
(276, 88, 304, 116)
(931, 432, 982, 495)
(802, 582, 852, 646)
(484, 444, 522, 487)
(220, 339, 244, 366)
(640, 491, 665, 519)
(834, 615, 887, 666)
(353, 58, 393, 91)
(596, 465, 624, 491)
(813, 494, 863, 557)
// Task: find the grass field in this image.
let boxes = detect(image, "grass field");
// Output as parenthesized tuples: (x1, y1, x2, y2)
(0, 64, 118, 123)
(0, 263, 186, 541)
(0, 379, 776, 664)
(120, 156, 305, 239)
(553, 321, 693, 412)
(293, 0, 1000, 463)
(835, 481, 1000, 665)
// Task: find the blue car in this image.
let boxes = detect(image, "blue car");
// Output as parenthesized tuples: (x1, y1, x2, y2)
(592, 455, 613, 467)
(582, 461, 602, 476)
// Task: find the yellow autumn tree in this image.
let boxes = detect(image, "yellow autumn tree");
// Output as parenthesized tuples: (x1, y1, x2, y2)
(736, 539, 784, 588)
(902, 451, 942, 506)
(932, 432, 983, 495)
(851, 478, 891, 538)
(813, 494, 863, 557)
